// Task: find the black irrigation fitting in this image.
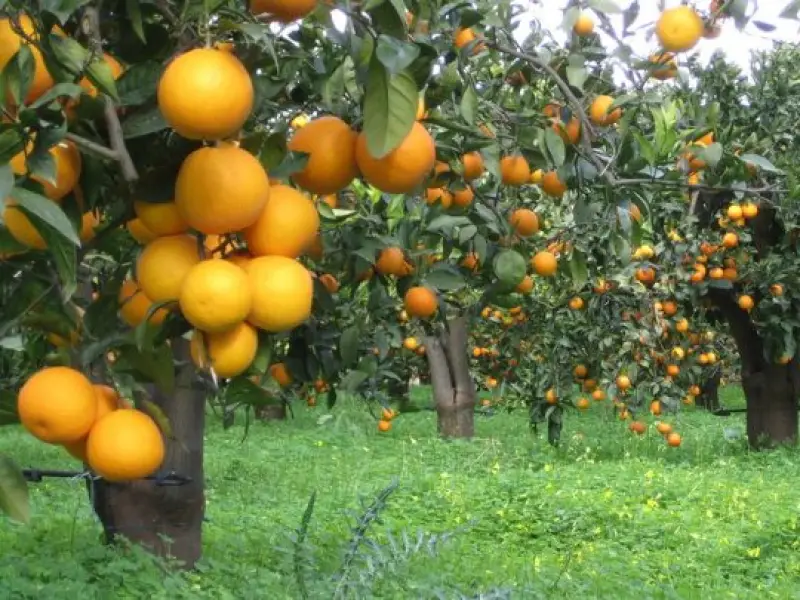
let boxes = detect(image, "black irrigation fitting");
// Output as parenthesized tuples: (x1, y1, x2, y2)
(21, 469, 192, 486)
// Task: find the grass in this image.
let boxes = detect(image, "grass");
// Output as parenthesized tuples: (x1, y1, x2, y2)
(2, 386, 800, 599)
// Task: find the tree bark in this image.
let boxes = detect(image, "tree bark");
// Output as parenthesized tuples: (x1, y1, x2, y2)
(709, 288, 799, 448)
(424, 316, 475, 438)
(89, 339, 206, 568)
(695, 367, 721, 411)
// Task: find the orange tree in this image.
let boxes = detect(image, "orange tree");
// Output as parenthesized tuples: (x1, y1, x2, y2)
(0, 0, 797, 566)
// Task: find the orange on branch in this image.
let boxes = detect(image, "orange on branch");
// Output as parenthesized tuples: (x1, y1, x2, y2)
(179, 260, 252, 333)
(404, 286, 438, 319)
(137, 235, 201, 303)
(86, 409, 165, 482)
(190, 324, 258, 378)
(355, 122, 435, 194)
(531, 251, 558, 277)
(118, 279, 169, 327)
(243, 184, 319, 258)
(500, 155, 531, 186)
(246, 255, 313, 332)
(541, 171, 567, 198)
(509, 208, 539, 237)
(288, 116, 359, 194)
(249, 0, 318, 22)
(462, 152, 484, 180)
(655, 6, 704, 53)
(133, 200, 188, 236)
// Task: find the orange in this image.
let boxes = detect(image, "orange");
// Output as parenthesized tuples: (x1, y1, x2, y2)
(416, 96, 426, 120)
(136, 235, 201, 302)
(516, 275, 534, 294)
(542, 171, 567, 197)
(403, 337, 419, 351)
(243, 184, 318, 258)
(574, 364, 588, 379)
(190, 323, 258, 378)
(320, 194, 337, 209)
(452, 186, 474, 207)
(770, 284, 784, 297)
(722, 232, 739, 248)
(319, 273, 339, 293)
(86, 409, 165, 482)
(531, 251, 557, 276)
(179, 260, 252, 332)
(656, 6, 704, 53)
(727, 204, 743, 220)
(17, 367, 97, 444)
(530, 169, 544, 185)
(249, 0, 318, 22)
(676, 318, 689, 333)
(576, 397, 590, 410)
(246, 255, 313, 332)
(225, 251, 252, 270)
(127, 218, 158, 244)
(589, 95, 622, 126)
(3, 204, 49, 250)
(509, 208, 539, 236)
(454, 27, 483, 52)
(569, 296, 584, 310)
(11, 140, 82, 202)
(378, 419, 392, 432)
(133, 200, 188, 236)
(118, 279, 169, 327)
(742, 202, 758, 219)
(649, 52, 677, 80)
(175, 144, 270, 235)
(425, 187, 453, 208)
(355, 122, 436, 194)
(288, 116, 359, 194)
(629, 421, 647, 435)
(376, 247, 410, 276)
(157, 48, 253, 140)
(552, 118, 581, 144)
(79, 211, 100, 243)
(462, 152, 484, 180)
(573, 13, 594, 36)
(0, 15, 56, 104)
(738, 294, 754, 311)
(616, 374, 631, 390)
(666, 432, 682, 447)
(404, 286, 438, 319)
(269, 362, 292, 387)
(500, 155, 531, 186)
(461, 253, 479, 272)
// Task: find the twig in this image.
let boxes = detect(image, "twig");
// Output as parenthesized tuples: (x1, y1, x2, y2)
(65, 132, 118, 161)
(610, 179, 784, 195)
(81, 4, 139, 183)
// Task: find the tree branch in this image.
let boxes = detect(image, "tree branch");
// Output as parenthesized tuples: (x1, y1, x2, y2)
(65, 131, 118, 161)
(610, 179, 784, 196)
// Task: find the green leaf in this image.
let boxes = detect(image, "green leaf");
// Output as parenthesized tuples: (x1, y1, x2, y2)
(739, 153, 782, 174)
(39, 0, 92, 22)
(368, 0, 407, 39)
(375, 36, 420, 75)
(493, 250, 527, 288)
(141, 400, 173, 438)
(588, 0, 623, 13)
(0, 456, 29, 524)
(269, 151, 309, 181)
(0, 164, 14, 200)
(698, 142, 723, 167)
(569, 250, 588, 290)
(117, 344, 175, 395)
(117, 61, 161, 107)
(339, 326, 360, 367)
(340, 369, 369, 393)
(28, 82, 84, 109)
(48, 35, 90, 79)
(4, 44, 35, 106)
(544, 127, 566, 167)
(35, 218, 78, 300)
(460, 84, 477, 125)
(426, 265, 466, 291)
(565, 54, 588, 90)
(122, 107, 168, 139)
(362, 57, 417, 159)
(780, 0, 800, 19)
(126, 0, 147, 43)
(224, 377, 275, 407)
(0, 129, 25, 164)
(0, 391, 19, 426)
(10, 188, 80, 245)
(84, 56, 119, 101)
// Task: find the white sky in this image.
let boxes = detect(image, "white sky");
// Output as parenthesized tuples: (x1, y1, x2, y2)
(528, 0, 797, 75)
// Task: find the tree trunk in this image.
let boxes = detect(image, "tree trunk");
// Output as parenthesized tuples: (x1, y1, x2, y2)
(742, 363, 799, 448)
(709, 288, 799, 449)
(695, 367, 721, 411)
(424, 316, 475, 438)
(89, 339, 206, 568)
(257, 402, 287, 421)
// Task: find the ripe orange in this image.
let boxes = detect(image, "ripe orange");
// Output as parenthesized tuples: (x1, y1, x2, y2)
(378, 419, 392, 432)
(574, 364, 588, 379)
(770, 284, 784, 297)
(742, 202, 759, 219)
(552, 118, 581, 144)
(403, 337, 419, 351)
(247, 255, 313, 332)
(500, 155, 531, 186)
(666, 432, 682, 447)
(509, 208, 539, 236)
(269, 362, 292, 387)
(157, 48, 253, 140)
(576, 397, 590, 410)
(655, 6, 704, 53)
(454, 27, 484, 52)
(118, 279, 169, 327)
(531, 251, 558, 277)
(541, 171, 567, 197)
(86, 409, 165, 482)
(319, 273, 340, 293)
(355, 122, 435, 194)
(190, 323, 259, 378)
(79, 211, 100, 243)
(569, 296, 584, 310)
(404, 286, 438, 319)
(616, 374, 631, 390)
(175, 144, 270, 235)
(127, 218, 158, 244)
(727, 204, 743, 220)
(0, 15, 57, 104)
(516, 275, 534, 294)
(3, 204, 49, 250)
(452, 186, 474, 207)
(573, 13, 594, 36)
(425, 187, 453, 208)
(179, 260, 252, 332)
(722, 232, 739, 248)
(288, 116, 359, 194)
(650, 52, 678, 80)
(376, 247, 411, 277)
(11, 140, 81, 202)
(243, 184, 319, 258)
(462, 152, 484, 180)
(545, 388, 558, 405)
(656, 422, 672, 435)
(629, 421, 647, 435)
(592, 389, 606, 401)
(136, 235, 201, 302)
(589, 95, 622, 126)
(133, 200, 188, 236)
(738, 294, 754, 311)
(250, 0, 318, 22)
(17, 367, 97, 444)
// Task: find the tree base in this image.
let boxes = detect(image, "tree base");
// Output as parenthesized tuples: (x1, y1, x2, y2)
(743, 364, 799, 449)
